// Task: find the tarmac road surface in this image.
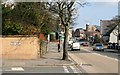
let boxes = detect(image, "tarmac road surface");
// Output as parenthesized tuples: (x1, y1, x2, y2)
(69, 47, 119, 74)
(2, 65, 81, 73)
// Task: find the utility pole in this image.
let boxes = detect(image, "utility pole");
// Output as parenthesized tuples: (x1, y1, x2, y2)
(86, 23, 89, 41)
(118, 1, 120, 50)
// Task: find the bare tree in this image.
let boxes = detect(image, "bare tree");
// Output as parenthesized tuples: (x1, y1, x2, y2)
(47, 0, 87, 60)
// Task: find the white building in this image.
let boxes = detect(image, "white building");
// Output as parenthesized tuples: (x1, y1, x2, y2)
(109, 26, 118, 43)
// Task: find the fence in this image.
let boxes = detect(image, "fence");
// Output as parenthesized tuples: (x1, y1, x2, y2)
(38, 40, 47, 57)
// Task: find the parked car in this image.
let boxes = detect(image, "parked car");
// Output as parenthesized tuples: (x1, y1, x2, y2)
(107, 43, 113, 49)
(115, 43, 120, 50)
(93, 43, 104, 51)
(71, 41, 80, 50)
(107, 43, 120, 50)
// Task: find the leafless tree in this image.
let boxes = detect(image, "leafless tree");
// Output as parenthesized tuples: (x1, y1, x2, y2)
(47, 0, 87, 60)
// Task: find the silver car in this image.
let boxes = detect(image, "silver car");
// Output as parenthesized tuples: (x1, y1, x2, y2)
(93, 43, 104, 51)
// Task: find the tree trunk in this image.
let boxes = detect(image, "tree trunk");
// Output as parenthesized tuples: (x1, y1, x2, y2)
(62, 25, 69, 60)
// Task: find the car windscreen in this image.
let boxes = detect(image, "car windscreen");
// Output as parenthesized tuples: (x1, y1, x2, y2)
(96, 44, 102, 46)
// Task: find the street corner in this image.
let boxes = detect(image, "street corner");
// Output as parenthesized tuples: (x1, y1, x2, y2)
(68, 53, 80, 66)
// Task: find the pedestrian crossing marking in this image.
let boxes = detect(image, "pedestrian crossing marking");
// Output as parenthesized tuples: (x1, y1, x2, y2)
(63, 66, 69, 73)
(11, 67, 24, 71)
(70, 66, 78, 73)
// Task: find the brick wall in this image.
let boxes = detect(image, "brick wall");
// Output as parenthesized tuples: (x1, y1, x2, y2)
(1, 35, 39, 59)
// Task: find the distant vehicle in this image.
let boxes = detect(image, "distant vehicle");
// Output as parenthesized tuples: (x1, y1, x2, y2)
(107, 43, 113, 49)
(71, 41, 80, 50)
(108, 42, 120, 50)
(93, 43, 104, 51)
(82, 42, 89, 46)
(76, 39, 89, 46)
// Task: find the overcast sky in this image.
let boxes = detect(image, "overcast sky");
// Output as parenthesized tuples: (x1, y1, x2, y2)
(74, 1, 118, 29)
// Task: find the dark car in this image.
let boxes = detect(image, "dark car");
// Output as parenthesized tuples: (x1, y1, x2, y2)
(108, 43, 120, 50)
(93, 43, 104, 51)
(107, 43, 113, 49)
(76, 39, 89, 46)
(82, 42, 89, 46)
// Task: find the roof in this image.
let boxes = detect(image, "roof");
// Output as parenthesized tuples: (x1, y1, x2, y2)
(100, 20, 111, 22)
(103, 25, 117, 36)
(100, 20, 117, 36)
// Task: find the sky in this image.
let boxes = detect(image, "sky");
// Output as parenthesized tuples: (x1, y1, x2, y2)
(74, 1, 118, 29)
(2, 0, 119, 30)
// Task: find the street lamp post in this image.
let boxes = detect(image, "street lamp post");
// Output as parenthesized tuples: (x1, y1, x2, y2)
(59, 23, 62, 44)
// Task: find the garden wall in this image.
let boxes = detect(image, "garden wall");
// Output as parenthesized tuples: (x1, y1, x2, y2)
(1, 35, 40, 59)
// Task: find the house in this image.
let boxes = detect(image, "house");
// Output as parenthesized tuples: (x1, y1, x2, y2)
(86, 24, 101, 41)
(100, 20, 114, 42)
(74, 28, 86, 39)
(109, 25, 118, 43)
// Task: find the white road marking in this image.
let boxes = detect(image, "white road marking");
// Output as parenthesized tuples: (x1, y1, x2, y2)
(5, 67, 24, 72)
(63, 66, 69, 73)
(4, 70, 13, 71)
(83, 48, 118, 61)
(92, 53, 118, 61)
(11, 67, 24, 71)
(70, 66, 78, 73)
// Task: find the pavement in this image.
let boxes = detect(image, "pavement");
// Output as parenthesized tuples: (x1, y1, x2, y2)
(2, 42, 118, 67)
(3, 43, 116, 67)
(2, 42, 119, 74)
(2, 42, 81, 74)
(2, 42, 74, 67)
(2, 54, 74, 67)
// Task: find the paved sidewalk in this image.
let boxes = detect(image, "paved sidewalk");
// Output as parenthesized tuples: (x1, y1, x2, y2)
(2, 42, 73, 67)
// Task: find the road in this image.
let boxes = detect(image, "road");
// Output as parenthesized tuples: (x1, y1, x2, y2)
(68, 47, 119, 73)
(2, 42, 81, 74)
(2, 65, 81, 73)
(1, 43, 119, 74)
(69, 47, 119, 60)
